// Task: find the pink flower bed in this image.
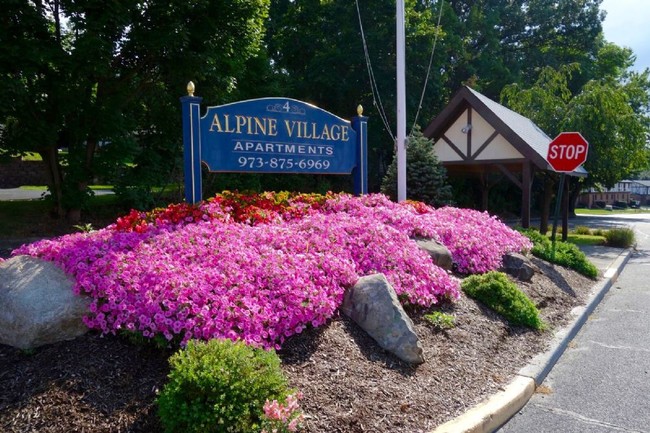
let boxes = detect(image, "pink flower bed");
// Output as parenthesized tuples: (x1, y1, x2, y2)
(13, 192, 531, 349)
(322, 194, 532, 274)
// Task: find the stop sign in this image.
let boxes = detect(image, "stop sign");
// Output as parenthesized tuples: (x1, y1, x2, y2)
(546, 132, 589, 172)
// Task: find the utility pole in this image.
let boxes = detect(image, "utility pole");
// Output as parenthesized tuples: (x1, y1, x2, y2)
(396, 0, 407, 202)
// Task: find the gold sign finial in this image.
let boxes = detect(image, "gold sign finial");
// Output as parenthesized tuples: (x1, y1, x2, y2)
(357, 104, 363, 116)
(187, 81, 195, 97)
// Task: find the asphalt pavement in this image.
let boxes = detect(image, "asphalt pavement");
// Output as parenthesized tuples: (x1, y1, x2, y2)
(498, 213, 650, 433)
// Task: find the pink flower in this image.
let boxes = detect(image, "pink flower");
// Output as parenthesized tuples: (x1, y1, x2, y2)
(11, 192, 529, 349)
(262, 392, 304, 432)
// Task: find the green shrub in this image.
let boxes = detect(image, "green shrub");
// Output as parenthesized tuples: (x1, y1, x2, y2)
(519, 228, 598, 279)
(380, 126, 452, 206)
(424, 311, 456, 330)
(533, 241, 598, 279)
(461, 272, 545, 330)
(517, 227, 550, 248)
(574, 225, 592, 235)
(604, 227, 636, 248)
(592, 228, 605, 237)
(157, 339, 291, 433)
(120, 329, 178, 350)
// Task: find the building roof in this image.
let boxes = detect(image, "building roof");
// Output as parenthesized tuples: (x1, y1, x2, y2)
(627, 179, 650, 187)
(423, 86, 587, 177)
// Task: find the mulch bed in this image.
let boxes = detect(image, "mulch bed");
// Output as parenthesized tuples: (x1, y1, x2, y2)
(0, 258, 596, 432)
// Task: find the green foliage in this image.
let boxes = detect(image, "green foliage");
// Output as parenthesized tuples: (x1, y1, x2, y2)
(574, 225, 592, 235)
(501, 64, 578, 137)
(424, 311, 456, 330)
(461, 272, 545, 330)
(120, 330, 176, 351)
(604, 227, 636, 248)
(566, 79, 650, 189)
(520, 0, 603, 87)
(519, 228, 598, 279)
(543, 242, 598, 279)
(72, 223, 95, 233)
(592, 228, 605, 236)
(502, 64, 650, 192)
(380, 127, 452, 206)
(1, 0, 270, 219)
(4, 0, 645, 218)
(157, 339, 291, 433)
(20, 348, 37, 356)
(518, 227, 550, 248)
(202, 172, 349, 199)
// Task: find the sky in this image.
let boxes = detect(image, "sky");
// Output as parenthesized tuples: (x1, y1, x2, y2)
(600, 0, 650, 72)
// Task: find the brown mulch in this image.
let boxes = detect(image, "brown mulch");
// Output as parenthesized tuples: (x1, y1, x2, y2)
(0, 259, 596, 433)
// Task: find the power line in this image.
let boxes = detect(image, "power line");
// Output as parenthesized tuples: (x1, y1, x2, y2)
(355, 0, 395, 140)
(355, 0, 445, 138)
(411, 0, 445, 134)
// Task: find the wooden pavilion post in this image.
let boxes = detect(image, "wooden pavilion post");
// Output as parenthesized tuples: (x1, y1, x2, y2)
(521, 161, 532, 228)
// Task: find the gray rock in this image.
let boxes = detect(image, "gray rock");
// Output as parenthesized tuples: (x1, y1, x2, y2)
(501, 252, 538, 282)
(415, 238, 453, 270)
(341, 273, 425, 364)
(0, 255, 91, 350)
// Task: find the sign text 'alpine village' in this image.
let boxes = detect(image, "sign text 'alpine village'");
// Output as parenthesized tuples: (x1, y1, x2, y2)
(181, 82, 368, 203)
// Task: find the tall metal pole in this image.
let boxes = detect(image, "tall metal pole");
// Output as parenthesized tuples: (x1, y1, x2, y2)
(396, 0, 407, 202)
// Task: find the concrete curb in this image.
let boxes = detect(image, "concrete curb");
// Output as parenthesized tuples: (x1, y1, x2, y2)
(432, 376, 535, 433)
(430, 248, 633, 433)
(518, 248, 632, 384)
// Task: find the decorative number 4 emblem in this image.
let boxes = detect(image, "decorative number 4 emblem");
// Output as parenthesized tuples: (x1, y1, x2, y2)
(283, 101, 290, 112)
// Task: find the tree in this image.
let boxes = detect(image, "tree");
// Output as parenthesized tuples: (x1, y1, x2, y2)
(520, 0, 604, 88)
(267, 0, 455, 189)
(443, 0, 528, 98)
(381, 126, 452, 206)
(0, 0, 270, 220)
(441, 0, 604, 99)
(565, 79, 650, 189)
(501, 59, 650, 228)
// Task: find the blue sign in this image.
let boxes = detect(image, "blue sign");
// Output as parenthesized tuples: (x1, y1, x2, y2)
(181, 88, 368, 204)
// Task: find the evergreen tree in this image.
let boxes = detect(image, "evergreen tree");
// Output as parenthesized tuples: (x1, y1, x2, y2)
(381, 127, 452, 206)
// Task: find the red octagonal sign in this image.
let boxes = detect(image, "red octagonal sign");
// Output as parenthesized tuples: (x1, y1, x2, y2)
(546, 132, 589, 172)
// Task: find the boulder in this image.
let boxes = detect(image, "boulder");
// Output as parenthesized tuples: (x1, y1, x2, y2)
(0, 255, 91, 350)
(341, 273, 424, 364)
(415, 238, 453, 270)
(500, 252, 538, 282)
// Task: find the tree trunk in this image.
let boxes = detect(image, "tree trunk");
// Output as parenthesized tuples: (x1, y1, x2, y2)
(39, 146, 65, 219)
(65, 137, 97, 223)
(568, 177, 582, 218)
(539, 175, 554, 234)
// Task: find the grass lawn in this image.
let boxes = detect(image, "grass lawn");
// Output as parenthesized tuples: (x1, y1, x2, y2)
(0, 194, 123, 239)
(17, 185, 114, 191)
(21, 152, 43, 161)
(576, 208, 650, 215)
(541, 230, 606, 246)
(564, 233, 605, 246)
(0, 199, 53, 238)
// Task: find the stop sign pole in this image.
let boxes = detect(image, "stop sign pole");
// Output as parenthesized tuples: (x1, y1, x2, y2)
(546, 132, 590, 257)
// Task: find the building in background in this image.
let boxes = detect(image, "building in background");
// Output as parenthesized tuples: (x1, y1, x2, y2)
(578, 180, 650, 208)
